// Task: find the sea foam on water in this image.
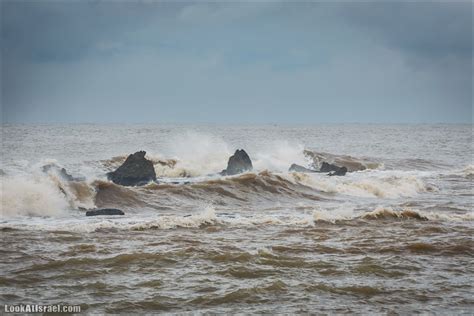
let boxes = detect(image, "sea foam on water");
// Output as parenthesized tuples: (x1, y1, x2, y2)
(0, 175, 69, 217)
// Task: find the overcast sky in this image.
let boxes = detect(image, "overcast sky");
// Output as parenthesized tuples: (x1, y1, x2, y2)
(1, 1, 472, 124)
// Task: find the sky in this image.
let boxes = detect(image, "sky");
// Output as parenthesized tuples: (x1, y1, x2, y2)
(1, 1, 472, 124)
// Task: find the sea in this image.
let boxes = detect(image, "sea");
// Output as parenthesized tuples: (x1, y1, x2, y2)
(1, 124, 472, 314)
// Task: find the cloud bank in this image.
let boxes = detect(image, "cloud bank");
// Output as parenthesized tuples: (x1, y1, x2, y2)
(1, 1, 472, 123)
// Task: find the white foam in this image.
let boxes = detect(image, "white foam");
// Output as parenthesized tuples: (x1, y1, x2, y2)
(0, 204, 471, 233)
(130, 206, 217, 230)
(219, 212, 315, 227)
(0, 175, 69, 217)
(0, 206, 218, 232)
(288, 170, 430, 198)
(312, 205, 355, 223)
(415, 210, 474, 222)
(0, 160, 97, 217)
(149, 137, 310, 177)
(252, 140, 308, 173)
(150, 131, 231, 177)
(461, 164, 474, 176)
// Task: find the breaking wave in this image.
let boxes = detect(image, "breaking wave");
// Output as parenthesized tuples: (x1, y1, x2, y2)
(0, 140, 469, 223)
(289, 171, 432, 198)
(150, 132, 231, 177)
(1, 204, 472, 233)
(0, 175, 69, 217)
(303, 150, 382, 172)
(90, 170, 433, 213)
(313, 206, 473, 223)
(361, 207, 428, 220)
(92, 171, 325, 211)
(0, 166, 439, 218)
(100, 138, 310, 177)
(460, 164, 474, 177)
(0, 162, 95, 217)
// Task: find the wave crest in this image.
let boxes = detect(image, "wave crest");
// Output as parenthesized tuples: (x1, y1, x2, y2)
(362, 207, 428, 220)
(0, 175, 69, 217)
(290, 171, 429, 198)
(1, 162, 96, 217)
(304, 150, 382, 172)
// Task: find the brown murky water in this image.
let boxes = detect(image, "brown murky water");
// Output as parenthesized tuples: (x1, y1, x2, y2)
(1, 124, 472, 313)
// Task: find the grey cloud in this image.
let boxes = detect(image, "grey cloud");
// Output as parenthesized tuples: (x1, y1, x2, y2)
(1, 1, 472, 124)
(1, 0, 173, 62)
(338, 2, 472, 61)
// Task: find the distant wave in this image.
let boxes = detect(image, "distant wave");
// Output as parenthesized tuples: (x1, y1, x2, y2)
(1, 205, 472, 234)
(93, 171, 325, 210)
(92, 169, 434, 211)
(289, 170, 434, 198)
(460, 164, 474, 177)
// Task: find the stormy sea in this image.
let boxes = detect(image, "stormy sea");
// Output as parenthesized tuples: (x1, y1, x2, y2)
(1, 124, 472, 314)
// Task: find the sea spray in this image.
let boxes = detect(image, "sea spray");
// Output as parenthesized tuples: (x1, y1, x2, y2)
(0, 175, 69, 217)
(125, 208, 216, 230)
(289, 170, 429, 198)
(0, 159, 97, 217)
(155, 131, 231, 177)
(252, 140, 308, 172)
(312, 205, 355, 223)
(149, 137, 310, 177)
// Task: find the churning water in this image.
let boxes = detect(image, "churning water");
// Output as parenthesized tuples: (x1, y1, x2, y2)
(1, 124, 472, 313)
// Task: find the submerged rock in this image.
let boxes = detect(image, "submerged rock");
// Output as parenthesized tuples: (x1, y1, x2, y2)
(288, 164, 318, 173)
(328, 167, 348, 176)
(288, 161, 347, 176)
(320, 162, 347, 176)
(320, 162, 340, 173)
(107, 151, 156, 186)
(42, 164, 84, 181)
(221, 149, 253, 176)
(303, 150, 372, 172)
(86, 208, 125, 216)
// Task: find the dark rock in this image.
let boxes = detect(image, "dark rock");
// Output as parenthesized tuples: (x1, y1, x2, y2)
(288, 164, 318, 173)
(320, 162, 340, 173)
(221, 149, 253, 176)
(107, 151, 156, 186)
(86, 208, 125, 216)
(303, 150, 370, 172)
(320, 162, 347, 176)
(289, 162, 347, 175)
(328, 166, 348, 176)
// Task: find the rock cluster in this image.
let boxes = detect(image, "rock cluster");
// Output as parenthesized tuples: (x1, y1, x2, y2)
(288, 161, 347, 176)
(320, 162, 347, 176)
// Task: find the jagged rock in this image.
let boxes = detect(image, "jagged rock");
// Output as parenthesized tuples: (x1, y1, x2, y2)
(320, 162, 340, 173)
(86, 208, 125, 216)
(289, 164, 318, 173)
(328, 167, 348, 176)
(221, 149, 253, 176)
(107, 151, 156, 186)
(289, 162, 347, 176)
(320, 162, 347, 176)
